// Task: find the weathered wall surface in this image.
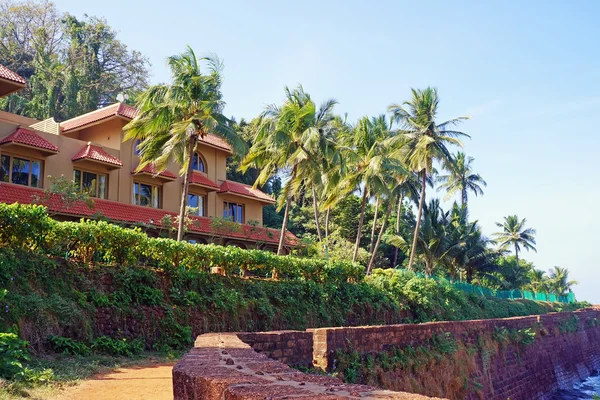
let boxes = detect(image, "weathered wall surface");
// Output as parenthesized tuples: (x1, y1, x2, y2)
(173, 309, 600, 400)
(172, 332, 439, 400)
(312, 309, 600, 400)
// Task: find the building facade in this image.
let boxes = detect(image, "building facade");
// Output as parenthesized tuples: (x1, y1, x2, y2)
(0, 64, 296, 252)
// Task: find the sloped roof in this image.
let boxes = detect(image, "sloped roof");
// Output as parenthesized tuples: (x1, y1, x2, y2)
(189, 172, 219, 190)
(133, 164, 178, 180)
(72, 143, 123, 167)
(60, 104, 233, 154)
(0, 183, 298, 246)
(198, 134, 232, 153)
(61, 103, 138, 132)
(0, 64, 26, 85)
(0, 128, 59, 153)
(218, 180, 276, 204)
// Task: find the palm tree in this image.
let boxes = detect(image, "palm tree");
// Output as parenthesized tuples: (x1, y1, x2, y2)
(389, 87, 469, 270)
(124, 47, 243, 241)
(334, 115, 406, 262)
(492, 215, 537, 265)
(527, 269, 548, 293)
(548, 266, 578, 296)
(437, 152, 486, 207)
(241, 86, 336, 255)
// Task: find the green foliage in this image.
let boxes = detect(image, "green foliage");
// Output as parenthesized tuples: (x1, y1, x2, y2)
(558, 315, 580, 333)
(0, 204, 586, 357)
(0, 1, 149, 120)
(48, 336, 91, 356)
(91, 337, 144, 357)
(0, 329, 30, 379)
(0, 203, 53, 249)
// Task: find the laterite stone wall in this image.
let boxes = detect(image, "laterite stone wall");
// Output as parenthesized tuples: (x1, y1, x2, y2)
(174, 309, 600, 400)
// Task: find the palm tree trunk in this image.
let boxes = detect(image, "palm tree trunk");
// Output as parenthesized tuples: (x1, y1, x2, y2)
(369, 196, 380, 253)
(177, 137, 197, 241)
(462, 186, 467, 208)
(408, 171, 427, 270)
(325, 208, 330, 239)
(352, 187, 369, 262)
(392, 193, 404, 267)
(324, 208, 330, 260)
(311, 183, 323, 241)
(277, 200, 291, 256)
(515, 245, 519, 266)
(277, 168, 296, 256)
(366, 199, 393, 274)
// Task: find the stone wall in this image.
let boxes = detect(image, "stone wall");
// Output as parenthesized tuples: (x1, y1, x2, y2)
(173, 332, 439, 400)
(173, 309, 600, 400)
(312, 309, 600, 400)
(235, 330, 313, 367)
(312, 309, 600, 369)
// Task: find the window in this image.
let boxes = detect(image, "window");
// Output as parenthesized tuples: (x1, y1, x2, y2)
(133, 139, 141, 156)
(0, 154, 42, 188)
(133, 182, 161, 208)
(187, 193, 206, 216)
(73, 169, 107, 198)
(223, 201, 244, 223)
(191, 152, 205, 172)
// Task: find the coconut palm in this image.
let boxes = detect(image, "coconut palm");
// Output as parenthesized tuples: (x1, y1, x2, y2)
(437, 152, 486, 207)
(124, 47, 243, 241)
(527, 269, 548, 293)
(548, 266, 578, 296)
(492, 215, 537, 265)
(241, 86, 337, 255)
(334, 115, 407, 262)
(389, 87, 469, 270)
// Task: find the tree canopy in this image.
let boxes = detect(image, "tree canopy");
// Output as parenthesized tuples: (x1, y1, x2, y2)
(0, 0, 150, 120)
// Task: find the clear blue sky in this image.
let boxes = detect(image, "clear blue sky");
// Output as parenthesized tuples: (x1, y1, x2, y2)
(55, 0, 600, 303)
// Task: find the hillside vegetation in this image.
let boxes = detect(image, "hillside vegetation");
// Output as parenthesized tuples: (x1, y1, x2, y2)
(0, 204, 585, 354)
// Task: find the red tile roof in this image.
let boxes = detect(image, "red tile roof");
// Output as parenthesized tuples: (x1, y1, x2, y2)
(133, 164, 178, 180)
(0, 183, 298, 246)
(60, 103, 233, 154)
(218, 180, 276, 204)
(189, 172, 219, 190)
(61, 103, 138, 132)
(0, 64, 26, 85)
(198, 134, 232, 153)
(72, 143, 123, 167)
(0, 128, 59, 153)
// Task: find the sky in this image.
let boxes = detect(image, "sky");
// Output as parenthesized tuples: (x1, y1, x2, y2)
(53, 0, 600, 303)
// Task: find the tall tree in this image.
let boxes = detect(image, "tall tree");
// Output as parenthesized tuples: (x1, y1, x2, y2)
(0, 0, 149, 119)
(334, 115, 405, 262)
(437, 152, 486, 207)
(124, 47, 243, 241)
(241, 86, 336, 255)
(492, 215, 537, 265)
(389, 87, 469, 270)
(548, 266, 578, 296)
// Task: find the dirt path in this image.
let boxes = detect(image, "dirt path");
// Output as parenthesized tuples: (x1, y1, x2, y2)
(56, 362, 175, 400)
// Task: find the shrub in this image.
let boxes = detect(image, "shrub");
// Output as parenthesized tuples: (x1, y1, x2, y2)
(91, 337, 144, 356)
(0, 328, 30, 379)
(48, 335, 91, 356)
(0, 204, 364, 285)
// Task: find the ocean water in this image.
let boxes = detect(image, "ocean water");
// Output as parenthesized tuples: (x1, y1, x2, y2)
(551, 374, 600, 399)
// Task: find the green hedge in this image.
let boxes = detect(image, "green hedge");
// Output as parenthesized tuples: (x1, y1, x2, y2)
(0, 203, 364, 284)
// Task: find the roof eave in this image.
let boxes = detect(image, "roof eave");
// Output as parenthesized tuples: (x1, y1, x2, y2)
(0, 141, 59, 155)
(73, 158, 122, 169)
(218, 190, 276, 205)
(133, 171, 177, 182)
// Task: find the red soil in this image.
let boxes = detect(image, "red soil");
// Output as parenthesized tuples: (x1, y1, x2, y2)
(56, 362, 175, 400)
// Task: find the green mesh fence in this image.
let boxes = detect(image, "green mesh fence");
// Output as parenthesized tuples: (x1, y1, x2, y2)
(392, 268, 576, 304)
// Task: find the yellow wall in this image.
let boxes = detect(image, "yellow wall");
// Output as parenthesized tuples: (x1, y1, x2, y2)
(0, 115, 267, 227)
